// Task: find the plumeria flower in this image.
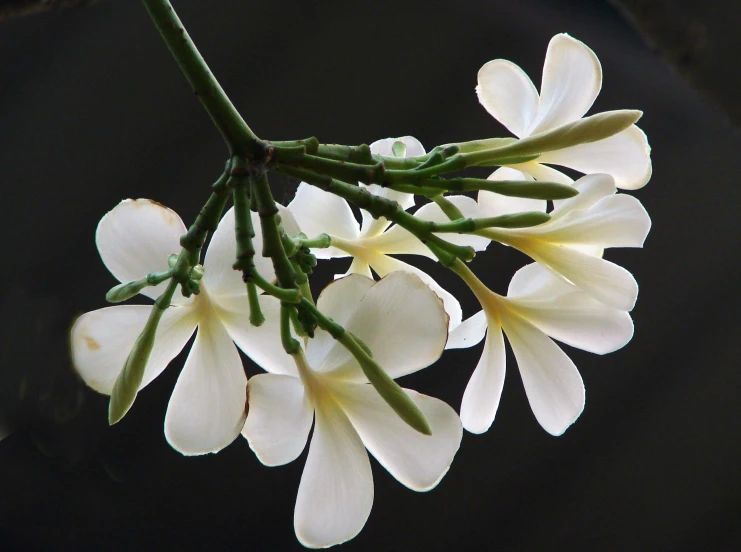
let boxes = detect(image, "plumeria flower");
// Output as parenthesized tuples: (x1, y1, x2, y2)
(289, 135, 487, 330)
(70, 199, 295, 455)
(448, 261, 634, 435)
(477, 172, 651, 311)
(243, 272, 462, 548)
(477, 33, 651, 190)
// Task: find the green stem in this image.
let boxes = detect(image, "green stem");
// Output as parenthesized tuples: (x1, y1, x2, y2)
(141, 0, 262, 157)
(431, 194, 465, 221)
(246, 281, 265, 326)
(251, 172, 298, 290)
(275, 165, 475, 263)
(179, 168, 231, 265)
(280, 303, 301, 354)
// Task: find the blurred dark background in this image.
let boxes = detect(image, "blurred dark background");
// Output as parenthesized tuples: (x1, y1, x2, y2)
(1, 0, 740, 550)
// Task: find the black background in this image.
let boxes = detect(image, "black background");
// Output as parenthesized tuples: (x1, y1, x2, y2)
(1, 1, 740, 550)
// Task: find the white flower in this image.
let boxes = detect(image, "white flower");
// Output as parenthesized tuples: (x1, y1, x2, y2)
(288, 135, 487, 330)
(477, 33, 651, 190)
(242, 272, 462, 548)
(70, 199, 296, 455)
(478, 172, 651, 311)
(448, 262, 634, 436)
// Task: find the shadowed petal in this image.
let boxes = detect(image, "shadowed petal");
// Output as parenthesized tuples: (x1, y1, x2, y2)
(294, 398, 373, 549)
(71, 304, 197, 395)
(164, 317, 247, 455)
(242, 374, 313, 466)
(96, 199, 190, 303)
(335, 383, 462, 491)
(477, 59, 539, 137)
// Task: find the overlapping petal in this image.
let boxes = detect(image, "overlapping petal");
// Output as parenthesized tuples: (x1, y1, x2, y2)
(476, 59, 539, 137)
(501, 313, 585, 436)
(528, 33, 602, 135)
(164, 316, 248, 455)
(335, 383, 462, 491)
(288, 183, 360, 258)
(294, 398, 373, 549)
(96, 199, 190, 303)
(71, 305, 198, 395)
(242, 374, 313, 466)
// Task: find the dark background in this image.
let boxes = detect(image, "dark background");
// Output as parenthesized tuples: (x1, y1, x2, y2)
(1, 0, 740, 550)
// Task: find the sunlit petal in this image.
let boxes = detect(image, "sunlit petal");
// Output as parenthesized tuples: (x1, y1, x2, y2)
(477, 59, 539, 137)
(460, 325, 506, 434)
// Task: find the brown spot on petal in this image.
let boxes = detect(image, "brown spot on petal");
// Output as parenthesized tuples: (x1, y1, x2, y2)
(144, 199, 178, 226)
(83, 336, 100, 351)
(244, 383, 250, 417)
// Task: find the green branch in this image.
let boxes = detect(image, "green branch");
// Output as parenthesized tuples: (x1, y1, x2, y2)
(141, 0, 262, 157)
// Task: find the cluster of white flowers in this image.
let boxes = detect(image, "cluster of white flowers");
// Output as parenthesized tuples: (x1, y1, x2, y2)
(70, 34, 651, 548)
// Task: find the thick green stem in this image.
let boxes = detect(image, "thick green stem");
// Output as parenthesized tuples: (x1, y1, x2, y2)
(141, 0, 262, 157)
(280, 304, 301, 354)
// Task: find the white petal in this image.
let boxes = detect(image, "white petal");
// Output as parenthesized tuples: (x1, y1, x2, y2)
(369, 252, 463, 330)
(538, 125, 652, 190)
(306, 274, 376, 370)
(528, 34, 602, 135)
(96, 199, 189, 303)
(460, 325, 506, 434)
(361, 223, 434, 258)
(412, 196, 491, 251)
(288, 183, 360, 258)
(342, 271, 448, 378)
(369, 136, 426, 159)
(202, 207, 265, 301)
(319, 270, 449, 381)
(502, 314, 585, 436)
(476, 59, 539, 137)
(337, 257, 373, 279)
(216, 293, 298, 377)
(543, 194, 652, 249)
(519, 240, 639, 311)
(512, 297, 634, 354)
(334, 383, 462, 491)
(507, 262, 571, 299)
(294, 398, 373, 549)
(447, 310, 488, 350)
(70, 304, 197, 395)
(242, 373, 313, 466)
(508, 161, 574, 185)
(164, 317, 248, 455)
(547, 173, 616, 221)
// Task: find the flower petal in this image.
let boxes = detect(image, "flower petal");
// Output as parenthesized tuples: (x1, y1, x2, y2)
(528, 34, 602, 135)
(538, 125, 652, 190)
(369, 136, 426, 159)
(306, 275, 376, 370)
(96, 199, 189, 303)
(519, 240, 639, 311)
(507, 161, 574, 185)
(512, 297, 634, 355)
(476, 59, 539, 137)
(70, 305, 197, 395)
(361, 223, 435, 258)
(547, 173, 616, 221)
(460, 325, 506, 434)
(338, 257, 373, 279)
(369, 252, 463, 330)
(334, 382, 462, 491)
(412, 196, 491, 251)
(543, 194, 652, 249)
(337, 271, 448, 380)
(294, 398, 373, 549)
(501, 314, 585, 436)
(288, 183, 359, 258)
(164, 317, 248, 455)
(479, 168, 547, 216)
(447, 310, 488, 350)
(216, 293, 298, 377)
(242, 373, 313, 466)
(202, 206, 285, 302)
